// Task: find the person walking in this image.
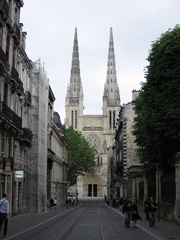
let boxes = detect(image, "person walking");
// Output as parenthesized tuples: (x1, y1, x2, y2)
(149, 196, 158, 227)
(54, 198, 57, 209)
(65, 199, 69, 209)
(144, 197, 150, 221)
(131, 199, 139, 228)
(119, 197, 123, 211)
(122, 196, 132, 228)
(0, 193, 9, 237)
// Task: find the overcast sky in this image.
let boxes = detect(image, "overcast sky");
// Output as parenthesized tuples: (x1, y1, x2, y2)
(20, 0, 180, 123)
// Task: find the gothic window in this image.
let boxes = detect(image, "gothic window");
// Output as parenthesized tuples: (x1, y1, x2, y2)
(111, 88, 113, 92)
(75, 110, 77, 129)
(111, 79, 113, 83)
(71, 110, 74, 126)
(113, 111, 116, 128)
(109, 111, 112, 129)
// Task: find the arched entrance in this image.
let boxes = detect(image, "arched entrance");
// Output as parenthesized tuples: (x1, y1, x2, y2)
(83, 174, 102, 197)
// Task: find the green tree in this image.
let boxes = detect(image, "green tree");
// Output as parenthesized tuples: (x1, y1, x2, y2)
(133, 25, 180, 169)
(66, 126, 97, 187)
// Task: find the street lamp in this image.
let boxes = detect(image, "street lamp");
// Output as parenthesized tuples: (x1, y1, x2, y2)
(144, 161, 160, 221)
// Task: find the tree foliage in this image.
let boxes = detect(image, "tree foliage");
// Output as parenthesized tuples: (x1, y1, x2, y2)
(133, 25, 180, 169)
(66, 126, 96, 187)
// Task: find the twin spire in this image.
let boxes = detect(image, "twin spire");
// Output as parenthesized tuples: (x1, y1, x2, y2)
(67, 27, 120, 107)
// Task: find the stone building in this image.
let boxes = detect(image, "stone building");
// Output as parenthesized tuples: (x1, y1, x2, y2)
(65, 28, 120, 198)
(115, 90, 141, 199)
(47, 87, 68, 207)
(0, 0, 33, 215)
(0, 0, 68, 214)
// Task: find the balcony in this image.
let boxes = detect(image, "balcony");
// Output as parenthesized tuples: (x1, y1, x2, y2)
(11, 67, 24, 95)
(12, 23, 20, 42)
(11, 67, 19, 82)
(0, 101, 22, 131)
(19, 127, 33, 147)
(0, 0, 9, 19)
(0, 46, 8, 68)
(25, 91, 31, 105)
(16, 78, 24, 95)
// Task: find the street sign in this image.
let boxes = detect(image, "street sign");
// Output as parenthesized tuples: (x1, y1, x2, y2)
(14, 171, 24, 179)
(115, 182, 119, 187)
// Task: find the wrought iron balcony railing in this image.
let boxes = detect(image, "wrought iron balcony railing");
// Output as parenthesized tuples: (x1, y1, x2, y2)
(0, 46, 8, 67)
(25, 91, 31, 105)
(11, 67, 24, 95)
(0, 101, 22, 131)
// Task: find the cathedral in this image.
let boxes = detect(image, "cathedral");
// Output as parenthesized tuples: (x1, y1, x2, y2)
(65, 28, 120, 198)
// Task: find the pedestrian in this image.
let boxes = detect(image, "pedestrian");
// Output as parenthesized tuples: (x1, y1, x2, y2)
(54, 198, 57, 209)
(119, 197, 123, 211)
(0, 193, 9, 237)
(149, 196, 158, 227)
(122, 196, 132, 228)
(65, 199, 69, 209)
(144, 197, 150, 221)
(131, 199, 139, 228)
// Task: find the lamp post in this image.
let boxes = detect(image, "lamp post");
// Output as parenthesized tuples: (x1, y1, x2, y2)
(145, 162, 160, 221)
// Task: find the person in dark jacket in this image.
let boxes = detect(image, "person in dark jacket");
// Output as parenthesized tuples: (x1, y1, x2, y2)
(131, 199, 139, 227)
(144, 197, 150, 221)
(122, 196, 132, 228)
(119, 197, 123, 211)
(149, 196, 158, 227)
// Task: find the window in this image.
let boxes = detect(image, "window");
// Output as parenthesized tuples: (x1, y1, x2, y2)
(109, 111, 112, 129)
(4, 83, 8, 104)
(75, 110, 77, 129)
(71, 110, 74, 126)
(113, 111, 116, 128)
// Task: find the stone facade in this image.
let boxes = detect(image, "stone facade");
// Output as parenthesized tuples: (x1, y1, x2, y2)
(47, 88, 68, 206)
(0, 1, 68, 215)
(65, 28, 120, 198)
(115, 90, 141, 198)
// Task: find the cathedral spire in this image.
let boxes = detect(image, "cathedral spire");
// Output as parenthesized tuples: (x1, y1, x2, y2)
(103, 27, 120, 107)
(66, 27, 83, 103)
(65, 28, 84, 128)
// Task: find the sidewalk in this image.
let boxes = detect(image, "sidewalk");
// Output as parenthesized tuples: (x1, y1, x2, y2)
(111, 206, 180, 240)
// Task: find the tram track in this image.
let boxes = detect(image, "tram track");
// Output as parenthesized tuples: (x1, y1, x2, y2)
(60, 206, 89, 240)
(8, 206, 82, 240)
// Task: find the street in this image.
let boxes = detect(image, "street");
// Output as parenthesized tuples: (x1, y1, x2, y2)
(1, 201, 179, 240)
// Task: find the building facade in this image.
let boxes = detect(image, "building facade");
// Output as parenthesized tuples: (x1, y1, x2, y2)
(47, 87, 68, 206)
(115, 90, 141, 199)
(0, 1, 68, 215)
(65, 28, 120, 198)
